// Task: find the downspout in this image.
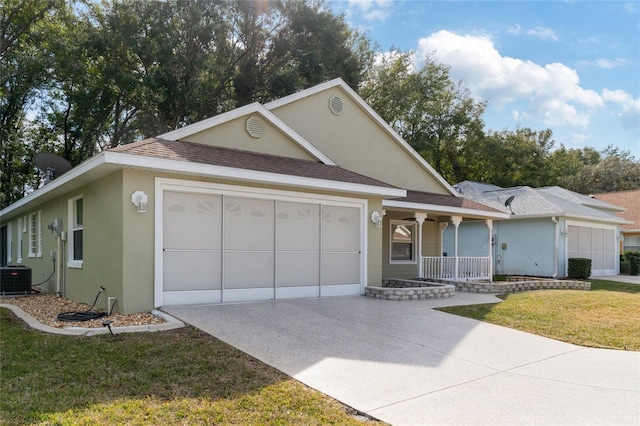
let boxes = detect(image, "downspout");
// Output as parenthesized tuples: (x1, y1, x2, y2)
(551, 216, 559, 278)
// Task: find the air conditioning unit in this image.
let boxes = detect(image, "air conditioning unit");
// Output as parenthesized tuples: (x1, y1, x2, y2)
(1, 266, 32, 295)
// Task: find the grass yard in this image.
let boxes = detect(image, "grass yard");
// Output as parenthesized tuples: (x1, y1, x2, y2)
(0, 308, 382, 425)
(438, 279, 640, 351)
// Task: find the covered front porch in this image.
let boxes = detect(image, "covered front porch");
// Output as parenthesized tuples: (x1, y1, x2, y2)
(380, 190, 508, 283)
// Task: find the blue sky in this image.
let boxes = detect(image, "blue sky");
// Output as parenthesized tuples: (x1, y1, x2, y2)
(329, 1, 640, 158)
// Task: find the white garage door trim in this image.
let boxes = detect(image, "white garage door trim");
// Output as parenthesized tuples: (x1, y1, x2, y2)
(154, 178, 368, 307)
(565, 220, 618, 277)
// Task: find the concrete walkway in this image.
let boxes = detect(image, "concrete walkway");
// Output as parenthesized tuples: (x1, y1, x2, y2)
(164, 294, 640, 426)
(596, 274, 640, 284)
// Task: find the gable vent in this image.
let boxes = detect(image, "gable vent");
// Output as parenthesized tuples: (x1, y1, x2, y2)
(329, 95, 344, 116)
(246, 115, 264, 138)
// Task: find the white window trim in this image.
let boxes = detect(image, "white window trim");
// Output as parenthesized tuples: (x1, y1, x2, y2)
(17, 217, 23, 263)
(67, 195, 84, 268)
(28, 212, 40, 258)
(6, 222, 12, 263)
(389, 220, 417, 264)
(37, 210, 42, 257)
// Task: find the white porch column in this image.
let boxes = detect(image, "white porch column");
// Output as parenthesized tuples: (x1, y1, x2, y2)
(485, 219, 493, 279)
(451, 216, 462, 280)
(414, 213, 427, 278)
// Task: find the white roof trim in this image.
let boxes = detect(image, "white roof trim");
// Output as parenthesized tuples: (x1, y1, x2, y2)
(104, 152, 403, 198)
(266, 78, 460, 197)
(0, 152, 404, 219)
(383, 199, 510, 219)
(157, 102, 336, 166)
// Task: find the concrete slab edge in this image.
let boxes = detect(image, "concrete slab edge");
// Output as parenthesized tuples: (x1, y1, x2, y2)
(0, 304, 184, 336)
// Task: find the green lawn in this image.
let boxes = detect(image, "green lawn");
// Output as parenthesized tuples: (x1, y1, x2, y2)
(438, 279, 640, 351)
(0, 309, 382, 425)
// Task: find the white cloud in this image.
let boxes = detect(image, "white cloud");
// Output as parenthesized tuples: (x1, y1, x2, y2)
(347, 0, 393, 21)
(415, 30, 605, 128)
(602, 89, 640, 132)
(507, 24, 522, 35)
(526, 26, 558, 41)
(579, 58, 627, 69)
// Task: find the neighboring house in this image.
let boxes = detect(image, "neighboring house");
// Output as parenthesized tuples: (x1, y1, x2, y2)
(447, 181, 629, 278)
(0, 79, 507, 314)
(593, 189, 640, 253)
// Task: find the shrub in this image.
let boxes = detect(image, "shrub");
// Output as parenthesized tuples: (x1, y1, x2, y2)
(568, 258, 591, 279)
(625, 251, 640, 276)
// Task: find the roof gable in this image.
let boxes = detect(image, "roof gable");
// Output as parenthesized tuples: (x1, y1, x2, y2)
(157, 103, 335, 165)
(266, 78, 459, 197)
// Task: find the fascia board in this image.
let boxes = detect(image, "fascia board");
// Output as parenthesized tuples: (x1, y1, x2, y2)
(156, 103, 335, 165)
(266, 78, 460, 198)
(0, 153, 111, 218)
(503, 212, 631, 225)
(104, 152, 405, 198)
(383, 199, 510, 219)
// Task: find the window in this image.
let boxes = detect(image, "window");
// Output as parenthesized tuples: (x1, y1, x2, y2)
(68, 196, 83, 267)
(624, 235, 640, 253)
(28, 211, 42, 258)
(390, 221, 416, 263)
(17, 217, 23, 263)
(0, 225, 8, 266)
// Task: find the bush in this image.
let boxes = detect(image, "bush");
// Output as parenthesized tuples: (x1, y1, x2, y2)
(625, 251, 640, 276)
(568, 258, 591, 279)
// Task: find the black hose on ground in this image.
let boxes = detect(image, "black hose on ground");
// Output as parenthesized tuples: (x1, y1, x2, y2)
(57, 287, 107, 322)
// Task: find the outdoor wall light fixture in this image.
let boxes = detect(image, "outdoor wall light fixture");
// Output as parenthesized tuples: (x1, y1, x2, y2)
(370, 211, 383, 228)
(560, 227, 569, 237)
(131, 191, 148, 213)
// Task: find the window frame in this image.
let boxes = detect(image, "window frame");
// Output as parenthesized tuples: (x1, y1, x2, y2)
(389, 220, 417, 264)
(17, 217, 23, 263)
(67, 195, 84, 268)
(28, 211, 42, 258)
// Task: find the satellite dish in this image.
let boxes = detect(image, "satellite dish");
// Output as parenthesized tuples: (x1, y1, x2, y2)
(504, 195, 515, 215)
(33, 153, 72, 185)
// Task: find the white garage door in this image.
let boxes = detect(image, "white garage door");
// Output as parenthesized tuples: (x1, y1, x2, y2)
(160, 188, 363, 305)
(567, 225, 616, 276)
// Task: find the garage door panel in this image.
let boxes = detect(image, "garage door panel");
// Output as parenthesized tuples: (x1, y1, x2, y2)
(322, 205, 360, 252)
(277, 202, 320, 251)
(164, 192, 221, 250)
(161, 187, 364, 305)
(225, 198, 274, 251)
(224, 252, 274, 289)
(567, 225, 617, 276)
(322, 253, 360, 285)
(164, 251, 221, 291)
(276, 252, 319, 287)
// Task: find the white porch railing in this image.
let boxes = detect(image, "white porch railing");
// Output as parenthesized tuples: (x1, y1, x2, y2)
(422, 256, 492, 281)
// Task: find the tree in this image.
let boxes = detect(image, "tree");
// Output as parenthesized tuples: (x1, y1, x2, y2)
(555, 146, 640, 194)
(0, 0, 67, 207)
(360, 52, 486, 183)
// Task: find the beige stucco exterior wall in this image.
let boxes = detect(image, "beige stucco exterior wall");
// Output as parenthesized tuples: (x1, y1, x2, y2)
(65, 172, 124, 310)
(181, 114, 316, 161)
(270, 87, 452, 195)
(121, 170, 156, 313)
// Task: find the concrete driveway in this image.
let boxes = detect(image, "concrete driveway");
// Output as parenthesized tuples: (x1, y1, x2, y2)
(164, 294, 640, 425)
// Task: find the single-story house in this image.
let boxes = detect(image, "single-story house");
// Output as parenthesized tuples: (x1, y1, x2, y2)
(448, 181, 630, 278)
(0, 79, 507, 313)
(593, 189, 640, 253)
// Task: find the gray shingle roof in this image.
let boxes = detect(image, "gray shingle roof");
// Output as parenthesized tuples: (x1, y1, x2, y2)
(109, 138, 399, 189)
(454, 180, 628, 223)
